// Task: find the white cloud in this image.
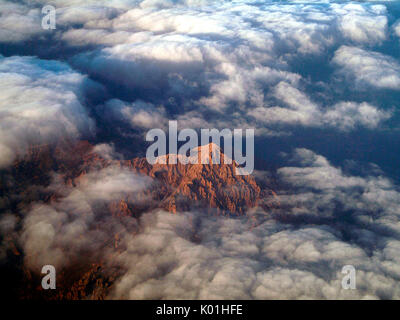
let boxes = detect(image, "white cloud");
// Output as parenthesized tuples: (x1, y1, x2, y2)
(324, 101, 391, 130)
(277, 149, 400, 237)
(93, 143, 123, 160)
(0, 2, 44, 43)
(333, 45, 400, 90)
(51, 0, 392, 135)
(101, 99, 168, 129)
(106, 207, 400, 299)
(247, 82, 390, 130)
(332, 3, 387, 44)
(0, 55, 94, 168)
(20, 166, 152, 270)
(57, 5, 120, 26)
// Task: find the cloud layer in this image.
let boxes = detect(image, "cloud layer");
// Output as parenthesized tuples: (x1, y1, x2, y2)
(1, 148, 399, 299)
(1, 0, 400, 300)
(0, 55, 94, 167)
(333, 45, 400, 90)
(35, 0, 393, 135)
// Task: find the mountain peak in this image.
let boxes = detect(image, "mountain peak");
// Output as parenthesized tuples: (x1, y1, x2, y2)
(193, 142, 221, 152)
(122, 143, 260, 214)
(155, 142, 231, 165)
(192, 142, 224, 165)
(16, 140, 274, 215)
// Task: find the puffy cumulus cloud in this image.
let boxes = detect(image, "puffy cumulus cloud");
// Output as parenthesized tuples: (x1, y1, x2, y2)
(333, 45, 400, 90)
(66, 1, 306, 112)
(0, 1, 45, 43)
(19, 166, 152, 270)
(106, 1, 385, 52)
(332, 3, 387, 44)
(0, 55, 94, 168)
(98, 99, 168, 130)
(394, 20, 400, 38)
(0, 0, 135, 44)
(61, 29, 149, 46)
(323, 101, 391, 130)
(93, 143, 124, 160)
(260, 227, 366, 265)
(51, 0, 391, 135)
(247, 82, 390, 130)
(57, 5, 121, 26)
(48, 1, 388, 51)
(276, 149, 400, 237)
(1, 0, 389, 53)
(25, 0, 141, 10)
(138, 0, 214, 9)
(71, 33, 237, 106)
(105, 208, 400, 299)
(4, 0, 385, 136)
(197, 59, 300, 113)
(30, 0, 213, 10)
(76, 42, 391, 134)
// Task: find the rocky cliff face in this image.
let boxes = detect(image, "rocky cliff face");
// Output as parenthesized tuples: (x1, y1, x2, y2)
(7, 141, 270, 215)
(116, 143, 262, 215)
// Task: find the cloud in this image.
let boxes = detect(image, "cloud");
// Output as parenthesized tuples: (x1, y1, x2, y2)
(0, 55, 94, 168)
(0, 1, 44, 43)
(2, 143, 400, 299)
(93, 143, 124, 160)
(332, 3, 387, 44)
(20, 166, 152, 270)
(394, 19, 400, 38)
(332, 45, 400, 90)
(54, 0, 392, 135)
(61, 29, 148, 46)
(277, 149, 400, 237)
(105, 207, 400, 299)
(2, 0, 400, 300)
(247, 82, 390, 130)
(98, 99, 168, 130)
(57, 5, 121, 26)
(27, 0, 141, 10)
(323, 101, 391, 130)
(103, 148, 400, 300)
